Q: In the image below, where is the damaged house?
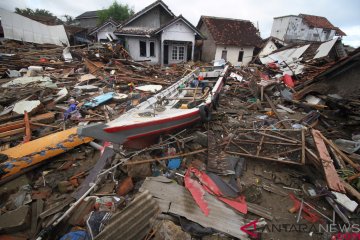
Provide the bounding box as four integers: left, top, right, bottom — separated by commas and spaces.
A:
197, 16, 262, 66
74, 10, 102, 31
88, 18, 119, 42
114, 0, 203, 65
270, 14, 346, 43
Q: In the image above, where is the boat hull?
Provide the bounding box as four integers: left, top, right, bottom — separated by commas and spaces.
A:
78, 109, 201, 147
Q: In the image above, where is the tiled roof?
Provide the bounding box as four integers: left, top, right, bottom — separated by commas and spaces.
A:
75, 10, 101, 19
198, 16, 262, 47
116, 27, 157, 36
299, 14, 346, 36
88, 18, 119, 36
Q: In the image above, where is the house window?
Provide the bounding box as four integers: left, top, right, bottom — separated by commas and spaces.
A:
178, 46, 185, 60
238, 51, 244, 62
172, 46, 178, 60
221, 50, 227, 61
139, 41, 147, 57
150, 42, 155, 57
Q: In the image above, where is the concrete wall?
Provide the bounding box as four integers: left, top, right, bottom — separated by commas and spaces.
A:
271, 16, 297, 41
271, 16, 336, 42
259, 40, 278, 57
127, 6, 162, 29
199, 23, 216, 62
214, 45, 254, 66
125, 36, 160, 63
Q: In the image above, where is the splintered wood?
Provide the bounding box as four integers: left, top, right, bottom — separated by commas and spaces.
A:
226, 129, 305, 165
311, 129, 346, 193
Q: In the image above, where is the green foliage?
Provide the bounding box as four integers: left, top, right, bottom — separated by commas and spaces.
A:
98, 1, 134, 24
63, 15, 75, 25
15, 7, 54, 17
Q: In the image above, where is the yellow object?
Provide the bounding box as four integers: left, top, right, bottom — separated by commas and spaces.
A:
179, 104, 189, 109
0, 128, 92, 182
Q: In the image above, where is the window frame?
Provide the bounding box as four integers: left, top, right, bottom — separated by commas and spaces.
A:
238, 50, 244, 62
139, 40, 147, 57
149, 41, 155, 57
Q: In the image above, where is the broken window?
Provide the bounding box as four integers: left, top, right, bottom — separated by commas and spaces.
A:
178, 46, 185, 60
221, 50, 227, 61
172, 46, 178, 60
140, 41, 147, 57
238, 51, 244, 62
150, 42, 155, 57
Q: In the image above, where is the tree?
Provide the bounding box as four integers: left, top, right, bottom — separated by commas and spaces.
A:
63, 15, 75, 25
15, 7, 54, 18
14, 7, 65, 25
98, 1, 134, 24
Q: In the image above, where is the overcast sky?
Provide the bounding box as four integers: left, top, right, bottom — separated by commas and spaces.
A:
1, 0, 359, 47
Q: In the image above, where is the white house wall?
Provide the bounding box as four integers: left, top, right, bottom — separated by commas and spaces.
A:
0, 8, 69, 46
214, 45, 254, 66
160, 21, 196, 64
125, 37, 160, 63
271, 15, 337, 42
161, 21, 195, 43
259, 41, 278, 57
271, 16, 293, 41
97, 25, 118, 41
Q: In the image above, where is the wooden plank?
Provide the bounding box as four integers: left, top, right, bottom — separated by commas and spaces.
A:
264, 93, 291, 128
124, 149, 207, 165
24, 111, 31, 143
226, 151, 303, 165
311, 129, 345, 193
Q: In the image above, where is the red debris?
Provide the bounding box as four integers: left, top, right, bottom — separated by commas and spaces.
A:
184, 169, 209, 216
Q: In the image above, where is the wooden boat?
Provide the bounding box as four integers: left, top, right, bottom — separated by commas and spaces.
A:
78, 65, 229, 147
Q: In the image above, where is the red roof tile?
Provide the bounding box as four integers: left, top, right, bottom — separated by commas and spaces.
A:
199, 16, 262, 47
300, 14, 346, 36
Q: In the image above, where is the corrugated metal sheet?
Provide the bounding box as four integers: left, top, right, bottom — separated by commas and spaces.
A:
0, 8, 69, 46
95, 190, 159, 240
313, 38, 338, 59
140, 176, 249, 239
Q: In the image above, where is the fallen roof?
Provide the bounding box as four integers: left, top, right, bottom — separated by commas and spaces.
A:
95, 190, 159, 240
198, 16, 262, 47
140, 176, 249, 239
0, 9, 69, 46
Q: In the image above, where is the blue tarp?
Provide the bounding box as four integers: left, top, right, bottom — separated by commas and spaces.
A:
84, 92, 114, 108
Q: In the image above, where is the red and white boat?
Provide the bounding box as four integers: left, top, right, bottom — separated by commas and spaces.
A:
78, 65, 228, 147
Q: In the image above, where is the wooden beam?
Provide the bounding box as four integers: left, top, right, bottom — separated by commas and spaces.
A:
124, 149, 207, 165
226, 151, 303, 165
264, 93, 292, 128
311, 129, 345, 193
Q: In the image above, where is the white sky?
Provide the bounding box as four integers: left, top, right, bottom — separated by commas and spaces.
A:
1, 0, 359, 47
